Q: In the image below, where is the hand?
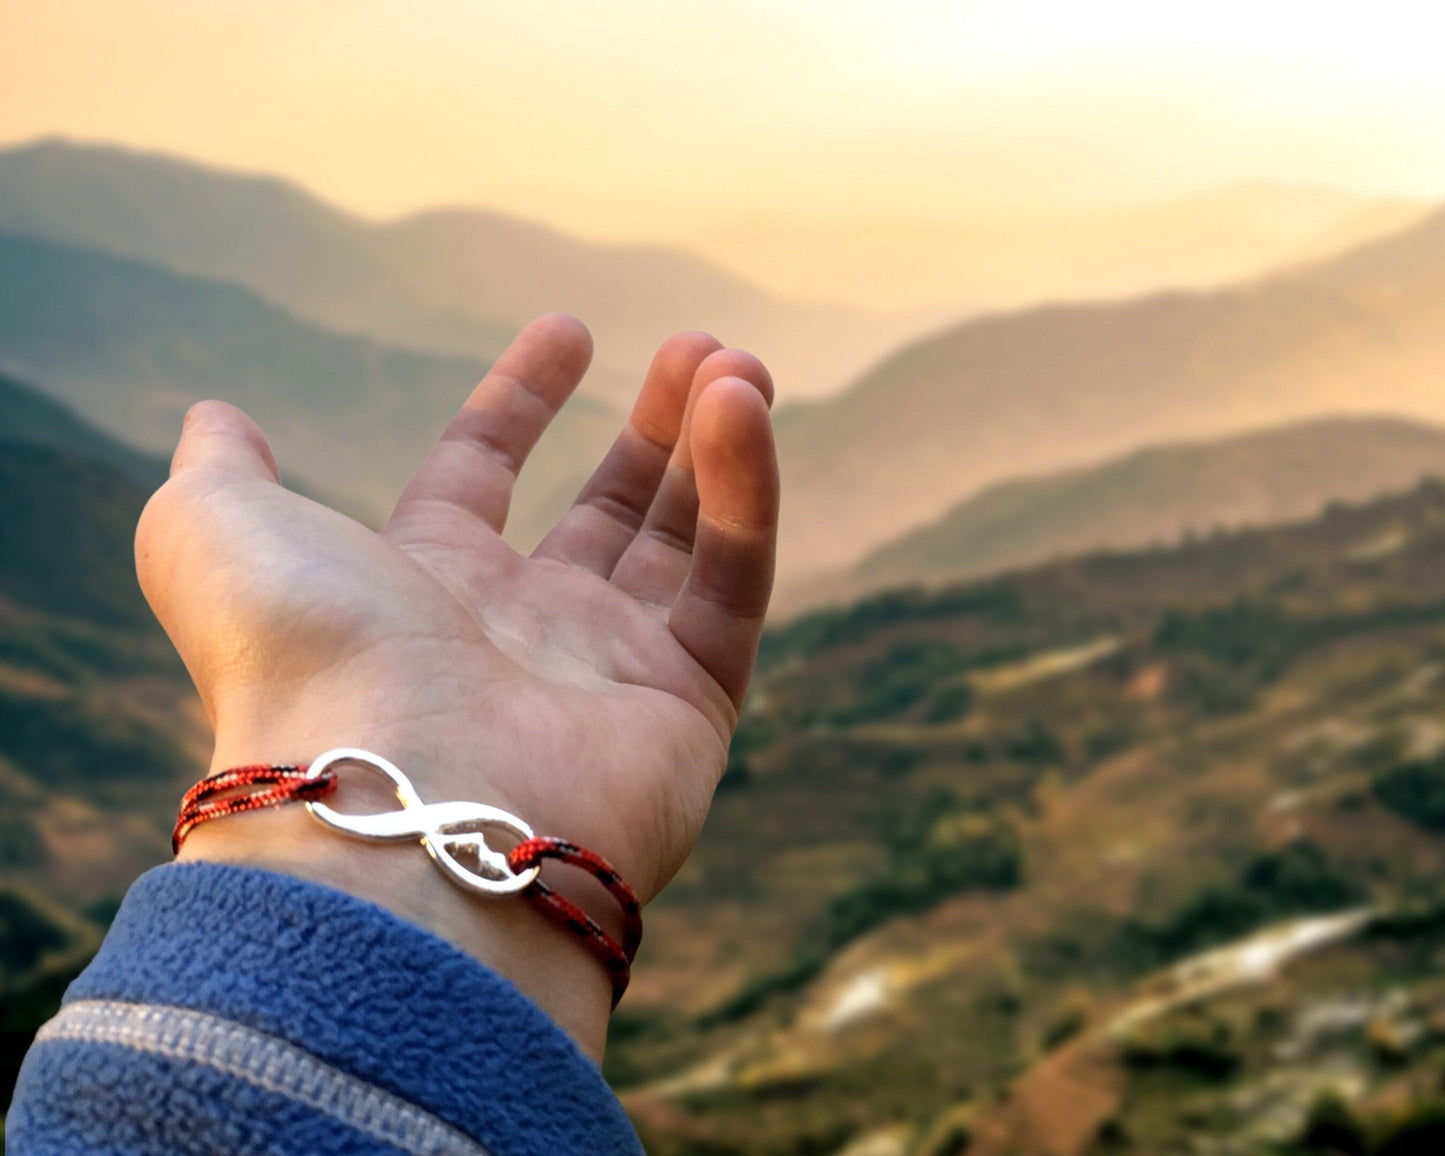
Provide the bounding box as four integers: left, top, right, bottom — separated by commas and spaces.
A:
134, 315, 779, 1058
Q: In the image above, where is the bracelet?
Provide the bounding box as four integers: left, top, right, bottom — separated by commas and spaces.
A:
172, 748, 643, 1007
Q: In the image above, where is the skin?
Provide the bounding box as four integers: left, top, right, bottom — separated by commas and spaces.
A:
136, 314, 780, 1061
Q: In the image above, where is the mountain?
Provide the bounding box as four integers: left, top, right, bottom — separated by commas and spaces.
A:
6, 371, 1445, 1147
0, 376, 199, 873
613, 478, 1445, 1154
0, 139, 919, 402
0, 385, 210, 1107
0, 140, 510, 368
686, 183, 1431, 313
784, 416, 1445, 613
0, 229, 621, 543
772, 203, 1445, 580
0, 370, 166, 492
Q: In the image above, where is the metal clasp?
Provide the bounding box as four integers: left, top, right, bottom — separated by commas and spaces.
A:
303, 748, 540, 896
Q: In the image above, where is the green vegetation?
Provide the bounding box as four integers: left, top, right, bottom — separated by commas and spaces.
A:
1296, 1092, 1369, 1155
1292, 1094, 1445, 1156
822, 810, 1022, 952
759, 581, 1024, 668
1119, 1009, 1243, 1079
619, 482, 1445, 1151
0, 686, 191, 788
1154, 597, 1322, 714
0, 814, 44, 869
1124, 841, 1362, 967
822, 641, 967, 726
701, 794, 1023, 1028
1373, 754, 1445, 831
0, 387, 205, 1111
0, 889, 97, 1110
0, 446, 154, 629
0, 893, 71, 974
10, 367, 1445, 1147
1375, 1101, 1445, 1156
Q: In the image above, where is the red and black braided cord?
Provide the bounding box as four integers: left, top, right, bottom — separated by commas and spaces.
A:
507, 836, 644, 1008
172, 764, 336, 853
172, 766, 642, 1005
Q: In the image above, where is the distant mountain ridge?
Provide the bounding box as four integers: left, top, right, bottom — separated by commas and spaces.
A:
772, 202, 1445, 578
9, 138, 1445, 584
0, 229, 620, 541
688, 183, 1431, 313
0, 138, 917, 402
783, 416, 1445, 613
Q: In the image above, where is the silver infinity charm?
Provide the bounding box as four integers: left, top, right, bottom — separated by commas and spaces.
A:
303, 748, 540, 896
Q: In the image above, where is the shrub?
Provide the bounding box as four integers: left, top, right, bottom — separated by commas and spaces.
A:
925, 683, 973, 724
822, 813, 1022, 952
1375, 1099, 1445, 1156
1373, 756, 1445, 831
0, 891, 72, 973
1119, 1011, 1241, 1079
699, 804, 1024, 1027
1296, 1091, 1367, 1155
1125, 841, 1361, 966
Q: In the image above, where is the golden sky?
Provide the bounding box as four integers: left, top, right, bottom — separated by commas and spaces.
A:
5, 0, 1445, 302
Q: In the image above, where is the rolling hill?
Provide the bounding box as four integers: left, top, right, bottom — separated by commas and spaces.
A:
784, 416, 1445, 613
0, 377, 198, 882
0, 380, 209, 1108
613, 479, 1445, 1154
0, 138, 916, 403
0, 230, 622, 544
12, 139, 1445, 588
4, 369, 1445, 1151
772, 202, 1445, 580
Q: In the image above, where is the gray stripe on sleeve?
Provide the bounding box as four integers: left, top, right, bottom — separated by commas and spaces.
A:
34, 999, 491, 1156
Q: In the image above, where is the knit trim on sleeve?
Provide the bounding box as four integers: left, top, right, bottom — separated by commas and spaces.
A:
34, 1000, 491, 1156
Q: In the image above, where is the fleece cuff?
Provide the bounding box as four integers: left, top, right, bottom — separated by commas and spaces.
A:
29, 860, 641, 1156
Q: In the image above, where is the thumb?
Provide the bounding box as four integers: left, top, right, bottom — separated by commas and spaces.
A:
169, 400, 282, 483
136, 403, 283, 711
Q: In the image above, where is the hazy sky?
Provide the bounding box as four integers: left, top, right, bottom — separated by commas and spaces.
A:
6, 0, 1445, 241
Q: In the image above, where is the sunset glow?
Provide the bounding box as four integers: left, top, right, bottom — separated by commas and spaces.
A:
5, 0, 1445, 307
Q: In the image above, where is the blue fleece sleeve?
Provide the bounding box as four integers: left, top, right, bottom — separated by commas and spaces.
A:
7, 861, 643, 1155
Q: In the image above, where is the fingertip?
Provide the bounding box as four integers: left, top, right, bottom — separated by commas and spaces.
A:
627, 331, 726, 447
171, 400, 281, 483
691, 377, 779, 527
693, 348, 775, 408
182, 398, 245, 429
693, 375, 774, 447
653, 331, 725, 381
524, 312, 595, 373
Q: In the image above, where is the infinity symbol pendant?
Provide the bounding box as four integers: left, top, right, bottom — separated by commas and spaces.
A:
303, 748, 540, 896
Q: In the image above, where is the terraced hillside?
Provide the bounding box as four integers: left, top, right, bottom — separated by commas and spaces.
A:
617, 481, 1445, 1155
4, 374, 1444, 1152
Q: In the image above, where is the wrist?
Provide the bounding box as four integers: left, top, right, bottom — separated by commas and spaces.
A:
176, 738, 619, 1060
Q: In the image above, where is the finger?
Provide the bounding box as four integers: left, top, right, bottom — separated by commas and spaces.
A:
610, 349, 773, 605
531, 331, 722, 574
169, 400, 282, 484
387, 313, 593, 534
668, 377, 779, 708
137, 402, 282, 691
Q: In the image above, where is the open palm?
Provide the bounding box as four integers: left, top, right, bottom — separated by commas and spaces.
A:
136, 316, 778, 1041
